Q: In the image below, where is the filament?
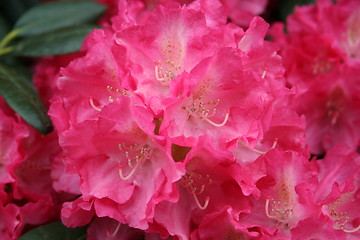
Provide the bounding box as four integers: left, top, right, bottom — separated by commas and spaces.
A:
192, 191, 210, 210
342, 225, 360, 233
265, 199, 277, 219
107, 222, 121, 238
204, 109, 230, 127
333, 224, 360, 233
155, 63, 165, 82
118, 158, 142, 180
238, 138, 278, 155
261, 67, 268, 79
89, 97, 102, 111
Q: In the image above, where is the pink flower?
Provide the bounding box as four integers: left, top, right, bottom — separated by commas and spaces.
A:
314, 145, 360, 236
114, 2, 225, 114
33, 53, 84, 108
190, 207, 258, 240
236, 149, 319, 238
86, 217, 172, 240
0, 190, 21, 240
160, 16, 286, 147
59, 96, 184, 229
0, 98, 28, 185
271, 0, 360, 154
294, 67, 360, 154
150, 137, 251, 239
49, 28, 131, 133
87, 217, 143, 240
291, 216, 347, 240
220, 0, 268, 27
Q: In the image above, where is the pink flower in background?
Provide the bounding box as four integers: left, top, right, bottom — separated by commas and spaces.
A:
294, 67, 360, 154
0, 98, 28, 185
221, 0, 268, 27
0, 190, 20, 240
271, 0, 360, 155
314, 145, 360, 235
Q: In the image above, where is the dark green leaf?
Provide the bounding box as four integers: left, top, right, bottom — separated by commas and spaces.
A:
14, 0, 106, 36
21, 0, 41, 9
279, 0, 316, 21
0, 14, 11, 39
12, 25, 98, 56
19, 221, 86, 240
0, 63, 52, 134
0, 0, 27, 27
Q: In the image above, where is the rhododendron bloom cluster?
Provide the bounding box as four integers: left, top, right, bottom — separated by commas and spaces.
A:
2, 0, 360, 239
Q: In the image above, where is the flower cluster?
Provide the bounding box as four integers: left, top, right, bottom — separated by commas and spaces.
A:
1, 0, 360, 239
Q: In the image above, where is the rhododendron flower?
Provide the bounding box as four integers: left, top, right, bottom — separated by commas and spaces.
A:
0, 98, 28, 185
271, 0, 360, 154
41, 0, 357, 239
237, 149, 319, 238
0, 190, 21, 240
221, 0, 268, 27
149, 137, 252, 239
58, 96, 184, 229
114, 2, 229, 114
314, 145, 360, 235
190, 207, 258, 240
160, 17, 285, 147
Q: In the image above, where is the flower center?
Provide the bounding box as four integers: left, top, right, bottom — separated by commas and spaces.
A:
326, 86, 346, 125
346, 9, 360, 58
326, 193, 360, 233
265, 182, 295, 227
155, 36, 184, 85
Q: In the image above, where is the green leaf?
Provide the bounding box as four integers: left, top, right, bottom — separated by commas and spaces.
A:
0, 14, 11, 40
0, 63, 52, 134
14, 0, 106, 36
12, 25, 97, 57
0, 0, 27, 26
19, 222, 86, 240
279, 0, 316, 21
21, 0, 41, 9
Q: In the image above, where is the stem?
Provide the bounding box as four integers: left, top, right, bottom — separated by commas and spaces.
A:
0, 47, 14, 56
0, 29, 19, 49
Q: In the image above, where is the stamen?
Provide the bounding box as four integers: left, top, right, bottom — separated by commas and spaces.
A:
262, 67, 268, 79
341, 224, 360, 233
238, 138, 278, 155
271, 138, 278, 149
107, 222, 121, 238
192, 191, 210, 210
265, 199, 277, 219
155, 66, 165, 81
89, 96, 102, 111
204, 109, 230, 127
118, 158, 142, 180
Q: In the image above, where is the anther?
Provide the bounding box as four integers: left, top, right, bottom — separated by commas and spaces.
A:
107, 85, 114, 92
